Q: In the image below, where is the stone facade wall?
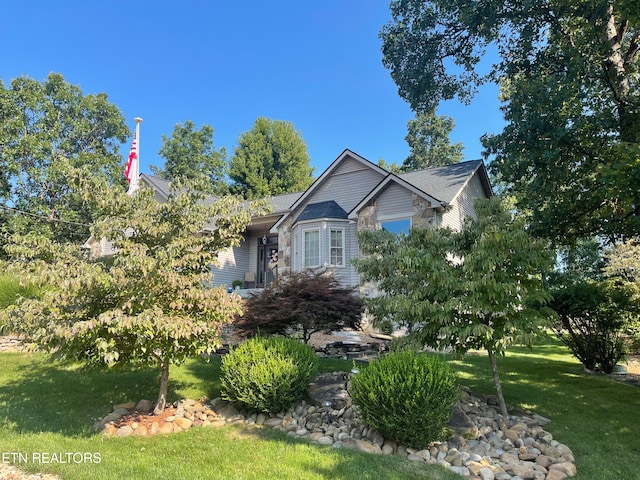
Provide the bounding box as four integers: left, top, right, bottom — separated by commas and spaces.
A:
357, 202, 377, 233
356, 202, 378, 296
412, 194, 435, 228
277, 216, 293, 274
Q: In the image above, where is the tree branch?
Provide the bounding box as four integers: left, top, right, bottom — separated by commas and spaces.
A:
623, 30, 640, 67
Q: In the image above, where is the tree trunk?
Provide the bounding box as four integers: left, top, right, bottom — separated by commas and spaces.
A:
599, 4, 639, 144
154, 360, 170, 414
487, 349, 509, 429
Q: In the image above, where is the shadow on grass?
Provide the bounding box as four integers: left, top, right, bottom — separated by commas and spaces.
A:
0, 353, 191, 437
199, 422, 461, 480
183, 357, 222, 399
447, 342, 640, 479
448, 345, 617, 409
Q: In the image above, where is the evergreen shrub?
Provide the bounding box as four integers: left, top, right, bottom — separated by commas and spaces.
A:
220, 336, 318, 414
349, 350, 458, 448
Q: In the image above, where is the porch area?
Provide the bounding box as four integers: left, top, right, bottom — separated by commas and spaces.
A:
211, 218, 280, 291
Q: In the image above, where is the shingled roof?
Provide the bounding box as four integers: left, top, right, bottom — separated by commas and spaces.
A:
294, 200, 348, 223
397, 160, 488, 204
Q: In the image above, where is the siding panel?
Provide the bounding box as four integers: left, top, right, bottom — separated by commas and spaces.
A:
440, 172, 486, 231
376, 183, 414, 219
330, 222, 360, 288
210, 238, 250, 287
295, 158, 385, 216
457, 171, 485, 220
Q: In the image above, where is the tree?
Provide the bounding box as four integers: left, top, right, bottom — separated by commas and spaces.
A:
229, 117, 314, 199
548, 279, 637, 373
551, 238, 606, 284
604, 239, 640, 351
380, 1, 640, 241
234, 270, 364, 345
377, 158, 403, 173
2, 180, 268, 413
402, 110, 464, 171
604, 239, 640, 295
0, 73, 129, 243
151, 120, 228, 194
546, 237, 640, 372
354, 197, 555, 419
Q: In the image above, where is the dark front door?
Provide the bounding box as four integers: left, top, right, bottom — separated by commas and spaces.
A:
257, 238, 278, 287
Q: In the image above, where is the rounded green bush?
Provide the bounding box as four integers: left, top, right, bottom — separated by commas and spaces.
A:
349, 350, 458, 448
220, 336, 319, 414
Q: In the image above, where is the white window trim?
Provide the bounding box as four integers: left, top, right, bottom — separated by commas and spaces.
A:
302, 228, 321, 268
377, 212, 414, 222
329, 227, 346, 268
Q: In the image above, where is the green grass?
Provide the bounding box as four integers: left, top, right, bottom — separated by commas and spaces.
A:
1, 341, 638, 479
448, 339, 640, 480
0, 352, 459, 480
0, 273, 40, 310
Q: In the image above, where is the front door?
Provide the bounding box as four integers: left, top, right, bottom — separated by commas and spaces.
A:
257, 237, 278, 287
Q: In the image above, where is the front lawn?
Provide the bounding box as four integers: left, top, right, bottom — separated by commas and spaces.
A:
0, 340, 638, 479
0, 352, 456, 480
448, 340, 640, 479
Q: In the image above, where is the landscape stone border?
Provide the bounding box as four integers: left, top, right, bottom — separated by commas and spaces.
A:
95, 373, 576, 480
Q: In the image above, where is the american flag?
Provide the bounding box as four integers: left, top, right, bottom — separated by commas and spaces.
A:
125, 132, 137, 183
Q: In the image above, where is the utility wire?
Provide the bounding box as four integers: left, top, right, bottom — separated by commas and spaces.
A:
0, 204, 92, 227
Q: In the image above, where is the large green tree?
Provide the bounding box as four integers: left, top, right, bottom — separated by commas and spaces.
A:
380, 0, 640, 242
3, 180, 267, 413
402, 110, 464, 171
354, 198, 555, 419
229, 117, 314, 199
151, 120, 228, 194
547, 238, 640, 373
604, 239, 640, 296
0, 73, 129, 243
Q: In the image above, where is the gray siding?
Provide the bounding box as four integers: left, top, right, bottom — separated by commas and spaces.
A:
101, 239, 117, 256
376, 183, 414, 220
210, 238, 250, 287
334, 222, 360, 288
295, 157, 385, 215
440, 203, 464, 231
440, 172, 485, 231
457, 171, 485, 220
322, 221, 359, 288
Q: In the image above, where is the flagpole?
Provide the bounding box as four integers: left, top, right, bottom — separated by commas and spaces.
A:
127, 117, 143, 195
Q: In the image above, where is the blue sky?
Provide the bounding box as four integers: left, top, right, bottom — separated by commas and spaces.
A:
1, 1, 505, 177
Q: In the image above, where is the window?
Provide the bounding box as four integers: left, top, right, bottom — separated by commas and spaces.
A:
329, 228, 345, 266
381, 218, 411, 235
303, 229, 320, 267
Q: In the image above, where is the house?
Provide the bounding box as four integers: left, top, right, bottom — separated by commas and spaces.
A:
87, 149, 492, 291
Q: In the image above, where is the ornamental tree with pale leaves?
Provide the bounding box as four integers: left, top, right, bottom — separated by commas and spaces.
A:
3, 179, 268, 413
354, 197, 555, 420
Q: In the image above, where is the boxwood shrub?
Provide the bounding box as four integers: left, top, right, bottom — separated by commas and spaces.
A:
220, 336, 318, 414
349, 350, 458, 448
